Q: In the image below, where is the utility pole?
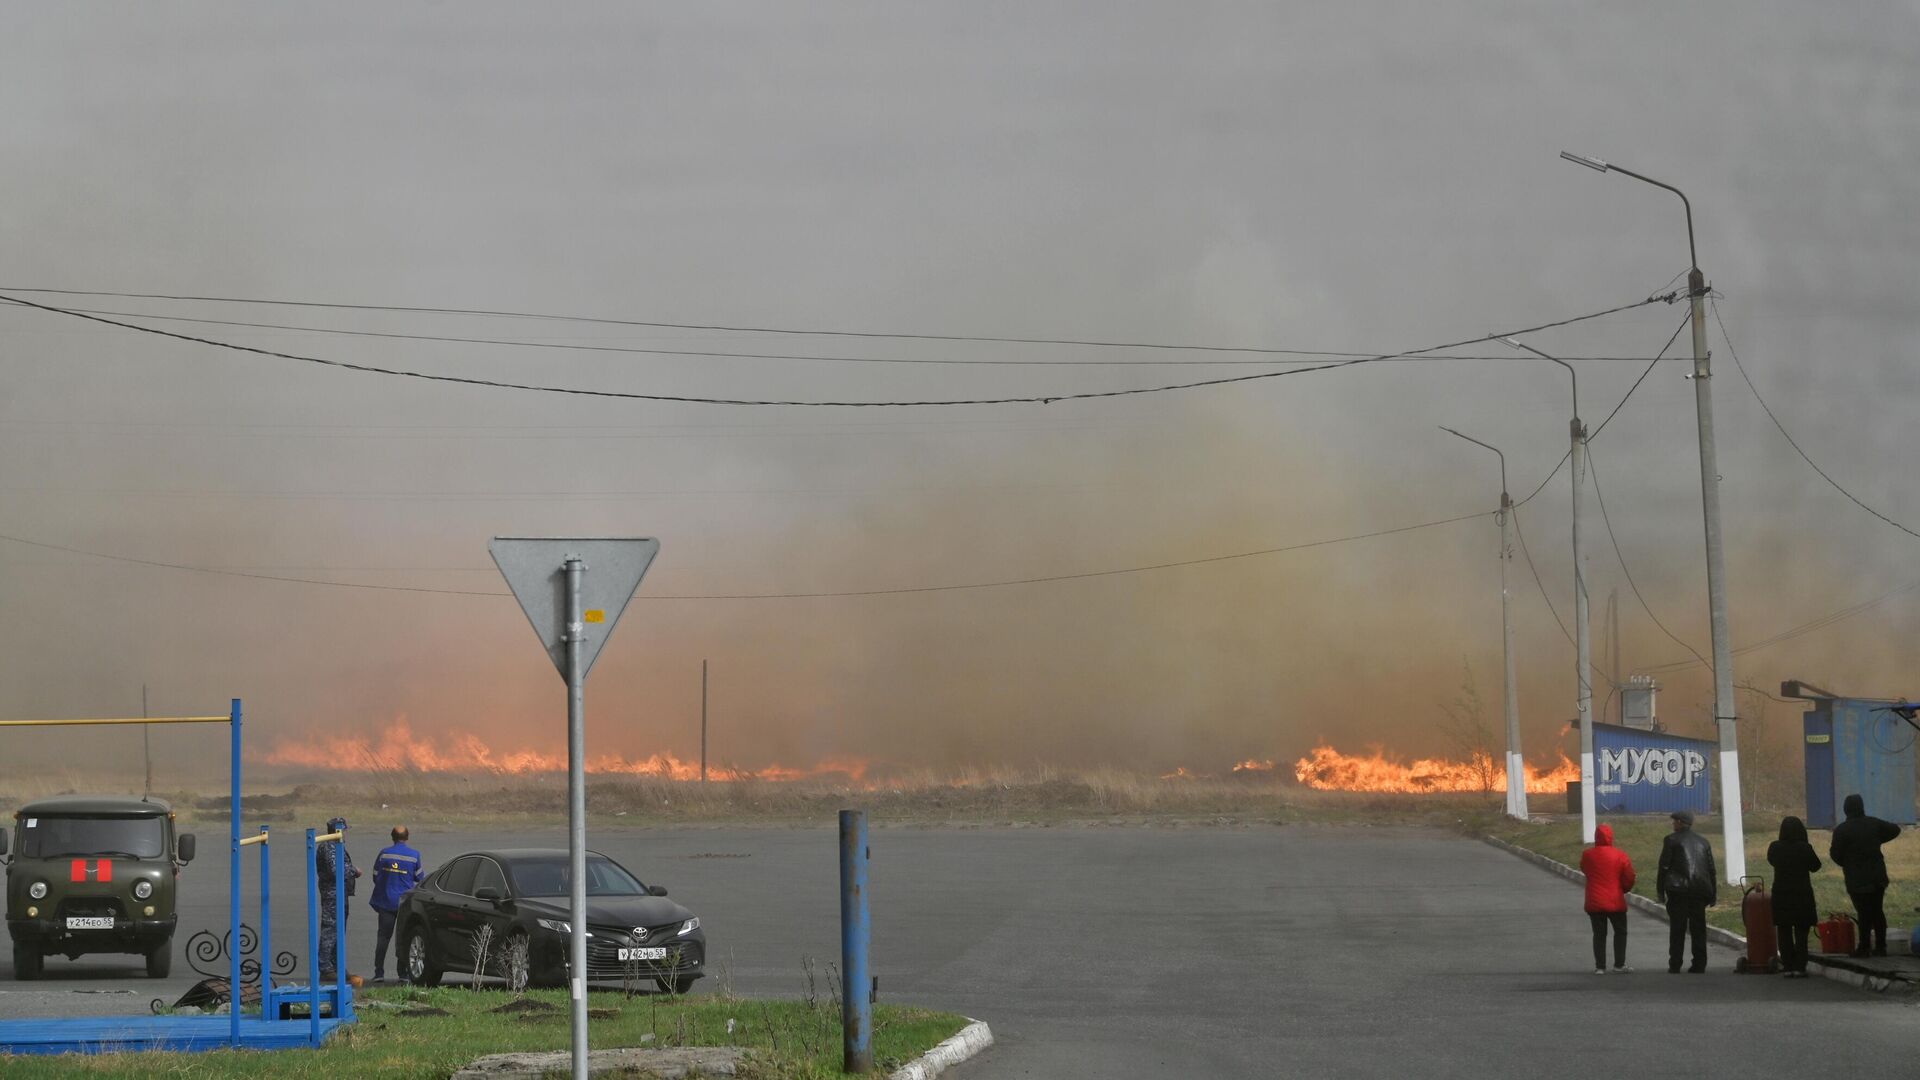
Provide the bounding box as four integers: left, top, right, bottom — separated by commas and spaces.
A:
1560, 151, 1745, 884
700, 659, 708, 785
142, 684, 152, 799
1442, 427, 1526, 819
1499, 337, 1592, 840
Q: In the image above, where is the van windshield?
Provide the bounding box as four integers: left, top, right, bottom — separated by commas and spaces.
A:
19, 816, 167, 859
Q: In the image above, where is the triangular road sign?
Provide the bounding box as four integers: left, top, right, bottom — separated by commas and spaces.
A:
490, 537, 659, 680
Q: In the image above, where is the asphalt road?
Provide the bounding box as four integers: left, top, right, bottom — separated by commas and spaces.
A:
4, 823, 1918, 1077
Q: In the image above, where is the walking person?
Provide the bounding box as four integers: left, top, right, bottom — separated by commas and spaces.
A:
370, 825, 426, 984
1580, 822, 1636, 974
1657, 809, 1717, 974
1767, 816, 1822, 978
1829, 793, 1902, 957
315, 816, 362, 982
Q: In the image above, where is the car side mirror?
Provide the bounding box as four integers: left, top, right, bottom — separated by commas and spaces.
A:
176, 834, 196, 864
474, 885, 504, 903
648, 884, 668, 897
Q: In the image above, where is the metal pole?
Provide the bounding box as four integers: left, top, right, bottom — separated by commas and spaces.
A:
1689, 267, 1745, 882
565, 556, 589, 1080
258, 826, 271, 1017
230, 698, 242, 1046
700, 659, 708, 785
1571, 416, 1595, 842
1499, 492, 1527, 819
840, 809, 872, 1073
142, 684, 152, 800
306, 828, 320, 1047
334, 833, 347, 1014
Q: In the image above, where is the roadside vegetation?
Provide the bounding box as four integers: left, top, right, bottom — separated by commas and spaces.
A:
1481, 811, 1920, 936
0, 984, 968, 1079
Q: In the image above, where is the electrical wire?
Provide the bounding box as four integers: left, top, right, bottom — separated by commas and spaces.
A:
1714, 299, 1920, 541
1509, 504, 1574, 646
0, 292, 1676, 408
0, 509, 1491, 600
0, 284, 1683, 359
1584, 446, 1712, 668
25, 306, 1669, 368
1640, 578, 1920, 673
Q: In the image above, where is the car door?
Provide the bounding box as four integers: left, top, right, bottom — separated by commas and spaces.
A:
466, 857, 516, 970
429, 856, 479, 961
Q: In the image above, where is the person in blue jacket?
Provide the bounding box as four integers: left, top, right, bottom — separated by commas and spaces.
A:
369, 825, 426, 983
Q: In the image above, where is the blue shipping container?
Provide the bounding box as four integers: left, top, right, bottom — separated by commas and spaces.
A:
1802, 698, 1917, 829
1591, 722, 1714, 816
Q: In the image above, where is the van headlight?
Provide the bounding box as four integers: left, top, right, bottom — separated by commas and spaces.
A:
28, 881, 47, 900
678, 917, 700, 936
133, 880, 154, 900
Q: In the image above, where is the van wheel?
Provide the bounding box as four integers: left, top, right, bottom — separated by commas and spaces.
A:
13, 943, 42, 981
402, 924, 441, 987
146, 942, 172, 978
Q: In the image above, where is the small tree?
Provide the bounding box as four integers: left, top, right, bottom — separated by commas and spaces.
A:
1437, 659, 1500, 798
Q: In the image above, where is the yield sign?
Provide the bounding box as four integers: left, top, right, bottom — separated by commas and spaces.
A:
490, 537, 659, 680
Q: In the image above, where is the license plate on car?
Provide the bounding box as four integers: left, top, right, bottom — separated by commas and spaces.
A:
618, 947, 668, 961
66, 917, 114, 930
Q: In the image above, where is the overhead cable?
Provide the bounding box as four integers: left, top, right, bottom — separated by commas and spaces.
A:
1584, 446, 1712, 668
0, 292, 1676, 408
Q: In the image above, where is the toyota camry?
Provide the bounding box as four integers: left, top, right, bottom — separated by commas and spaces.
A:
393, 848, 704, 993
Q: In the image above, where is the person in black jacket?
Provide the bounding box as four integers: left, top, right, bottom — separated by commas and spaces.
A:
1829, 793, 1902, 957
1657, 809, 1717, 974
1767, 815, 1822, 977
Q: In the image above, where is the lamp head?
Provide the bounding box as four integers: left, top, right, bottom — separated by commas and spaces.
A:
1559, 150, 1609, 173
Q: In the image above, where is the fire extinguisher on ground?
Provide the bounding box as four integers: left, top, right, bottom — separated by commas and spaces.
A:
1735, 876, 1780, 974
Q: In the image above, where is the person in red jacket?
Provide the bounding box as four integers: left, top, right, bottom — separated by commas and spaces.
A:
1580, 823, 1637, 974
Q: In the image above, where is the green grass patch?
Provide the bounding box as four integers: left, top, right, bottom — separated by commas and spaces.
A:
0, 986, 969, 1079
1480, 810, 1920, 935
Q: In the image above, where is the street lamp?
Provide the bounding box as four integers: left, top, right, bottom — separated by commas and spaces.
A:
1497, 337, 1594, 841
1560, 150, 1744, 884
1441, 425, 1527, 820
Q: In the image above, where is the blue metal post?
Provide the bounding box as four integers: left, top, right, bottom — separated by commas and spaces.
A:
229, 699, 242, 1047
306, 828, 320, 1046
334, 832, 349, 1018
839, 809, 871, 1074
258, 826, 271, 1014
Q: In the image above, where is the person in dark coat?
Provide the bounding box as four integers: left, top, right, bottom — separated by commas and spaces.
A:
1657, 809, 1717, 974
1829, 793, 1902, 957
1580, 823, 1637, 974
1767, 815, 1821, 977
315, 816, 362, 981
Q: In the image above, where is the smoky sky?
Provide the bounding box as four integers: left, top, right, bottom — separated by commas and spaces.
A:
0, 2, 1916, 781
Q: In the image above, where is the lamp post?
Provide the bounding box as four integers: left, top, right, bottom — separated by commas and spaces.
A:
1560, 150, 1744, 883
1499, 337, 1594, 841
1441, 426, 1527, 820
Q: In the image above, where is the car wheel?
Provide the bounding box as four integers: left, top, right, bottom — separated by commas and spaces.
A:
13, 943, 43, 981
402, 923, 441, 988
655, 974, 697, 995
146, 941, 172, 979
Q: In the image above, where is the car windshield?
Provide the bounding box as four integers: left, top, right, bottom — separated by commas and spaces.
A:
19, 815, 166, 859
508, 855, 646, 897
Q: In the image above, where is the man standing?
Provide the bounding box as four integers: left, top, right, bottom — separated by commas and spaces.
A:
370, 825, 426, 983
1656, 809, 1717, 974
315, 816, 361, 982
1829, 793, 1902, 957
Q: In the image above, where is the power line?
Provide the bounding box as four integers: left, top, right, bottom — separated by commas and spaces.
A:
1642, 578, 1920, 674
1714, 299, 1920, 541
0, 509, 1490, 600
1584, 446, 1711, 668
0, 292, 1676, 408
1509, 504, 1573, 646
0, 284, 1684, 359
24, 306, 1672, 368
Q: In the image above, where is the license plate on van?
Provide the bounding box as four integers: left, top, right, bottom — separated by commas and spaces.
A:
618, 947, 667, 961
66, 917, 115, 930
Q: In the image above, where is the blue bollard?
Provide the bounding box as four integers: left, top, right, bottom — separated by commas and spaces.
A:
257, 826, 271, 1015
334, 831, 350, 1018
306, 828, 320, 1046
839, 809, 871, 1073
229, 699, 242, 1047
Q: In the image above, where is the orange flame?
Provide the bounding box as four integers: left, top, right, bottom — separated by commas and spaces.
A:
1290, 744, 1580, 794
255, 717, 870, 783
1230, 759, 1278, 773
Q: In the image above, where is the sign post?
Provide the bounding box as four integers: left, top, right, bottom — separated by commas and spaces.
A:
491, 537, 659, 1080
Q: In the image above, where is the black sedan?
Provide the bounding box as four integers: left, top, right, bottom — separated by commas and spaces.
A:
394, 848, 705, 993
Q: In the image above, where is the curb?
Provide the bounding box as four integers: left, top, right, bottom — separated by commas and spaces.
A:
1479, 833, 1918, 992
891, 1019, 994, 1080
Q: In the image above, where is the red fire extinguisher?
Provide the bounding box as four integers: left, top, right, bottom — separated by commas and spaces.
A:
1816, 912, 1857, 955
1735, 876, 1779, 974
